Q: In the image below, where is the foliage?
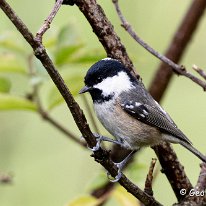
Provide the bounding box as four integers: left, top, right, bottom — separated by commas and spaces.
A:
0, 24, 104, 112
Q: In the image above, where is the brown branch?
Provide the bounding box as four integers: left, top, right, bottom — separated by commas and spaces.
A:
187, 162, 206, 204
35, 0, 64, 43
112, 0, 206, 91
0, 1, 162, 205
149, 0, 206, 102
196, 163, 206, 194
39, 109, 85, 146
112, 0, 206, 202
148, 0, 206, 202
75, 0, 206, 203
152, 143, 193, 201
144, 158, 157, 197
70, 0, 138, 78
27, 54, 84, 146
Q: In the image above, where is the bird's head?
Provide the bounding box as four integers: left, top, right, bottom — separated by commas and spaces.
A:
79, 58, 137, 103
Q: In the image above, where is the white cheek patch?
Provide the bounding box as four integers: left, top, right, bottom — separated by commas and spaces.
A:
94, 71, 134, 97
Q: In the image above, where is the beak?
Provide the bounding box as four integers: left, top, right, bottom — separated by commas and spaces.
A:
79, 85, 91, 94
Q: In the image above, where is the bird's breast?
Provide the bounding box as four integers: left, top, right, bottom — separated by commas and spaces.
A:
94, 100, 162, 149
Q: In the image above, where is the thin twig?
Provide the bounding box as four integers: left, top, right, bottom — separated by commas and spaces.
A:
35, 0, 64, 43
193, 65, 206, 81
0, 1, 162, 205
149, 0, 206, 102
144, 158, 157, 197
35, 89, 84, 146
81, 95, 99, 134
112, 0, 206, 91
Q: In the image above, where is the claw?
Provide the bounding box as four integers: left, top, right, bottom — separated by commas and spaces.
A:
106, 150, 138, 182
90, 134, 103, 152
107, 170, 122, 182
107, 162, 124, 182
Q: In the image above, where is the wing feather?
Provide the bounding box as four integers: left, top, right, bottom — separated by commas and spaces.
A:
121, 100, 192, 145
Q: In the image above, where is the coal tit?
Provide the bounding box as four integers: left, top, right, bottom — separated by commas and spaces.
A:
79, 58, 206, 181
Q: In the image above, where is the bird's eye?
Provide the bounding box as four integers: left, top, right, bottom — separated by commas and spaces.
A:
97, 77, 102, 82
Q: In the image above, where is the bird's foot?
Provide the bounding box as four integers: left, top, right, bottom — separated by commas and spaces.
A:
107, 161, 124, 182
90, 133, 104, 152
106, 150, 137, 182
90, 133, 122, 152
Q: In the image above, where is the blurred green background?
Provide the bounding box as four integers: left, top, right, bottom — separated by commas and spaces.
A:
0, 0, 206, 205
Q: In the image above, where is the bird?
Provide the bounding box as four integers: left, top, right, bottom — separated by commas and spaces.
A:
79, 58, 206, 182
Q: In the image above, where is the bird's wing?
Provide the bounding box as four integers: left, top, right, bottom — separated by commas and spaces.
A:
121, 100, 192, 145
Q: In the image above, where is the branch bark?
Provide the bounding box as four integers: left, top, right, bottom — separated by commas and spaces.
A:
112, 0, 206, 202
149, 0, 206, 101
0, 1, 162, 205
112, 0, 206, 91
149, 0, 206, 202
69, 0, 138, 78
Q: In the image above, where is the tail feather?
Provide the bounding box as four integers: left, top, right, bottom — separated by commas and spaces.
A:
180, 141, 206, 163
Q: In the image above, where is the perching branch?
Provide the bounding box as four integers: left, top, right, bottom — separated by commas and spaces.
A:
0, 1, 162, 205
112, 0, 206, 203
148, 0, 206, 202
112, 0, 206, 91
66, 0, 206, 203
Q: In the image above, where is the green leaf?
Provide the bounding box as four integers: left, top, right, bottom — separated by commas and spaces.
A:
54, 24, 85, 66
113, 186, 141, 206
46, 70, 84, 110
127, 162, 146, 183
67, 195, 102, 206
0, 53, 27, 73
0, 34, 26, 54
0, 77, 11, 93
55, 44, 83, 66
68, 49, 105, 64
57, 24, 80, 47
86, 172, 108, 191
0, 93, 37, 111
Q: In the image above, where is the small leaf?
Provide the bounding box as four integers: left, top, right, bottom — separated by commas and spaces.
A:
0, 53, 27, 73
0, 93, 37, 111
46, 70, 84, 110
57, 24, 80, 47
55, 44, 83, 66
67, 195, 102, 206
86, 172, 108, 191
127, 162, 146, 183
68, 49, 105, 64
113, 186, 141, 206
44, 36, 57, 48
0, 77, 11, 93
0, 33, 26, 54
